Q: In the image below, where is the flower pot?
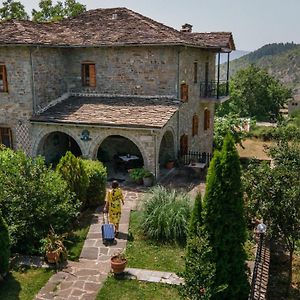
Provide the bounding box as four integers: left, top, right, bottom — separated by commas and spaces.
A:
46, 250, 60, 264
111, 256, 127, 274
166, 161, 174, 169
143, 176, 153, 187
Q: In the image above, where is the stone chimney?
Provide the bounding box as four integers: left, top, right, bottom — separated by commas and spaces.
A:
181, 23, 193, 33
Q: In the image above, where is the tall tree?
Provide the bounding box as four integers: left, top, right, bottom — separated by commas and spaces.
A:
0, 210, 10, 278
203, 134, 249, 299
32, 0, 85, 22
188, 191, 203, 237
0, 0, 28, 21
217, 64, 291, 121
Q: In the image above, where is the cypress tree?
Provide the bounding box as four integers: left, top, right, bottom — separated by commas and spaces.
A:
203, 134, 249, 299
0, 210, 10, 277
188, 191, 203, 237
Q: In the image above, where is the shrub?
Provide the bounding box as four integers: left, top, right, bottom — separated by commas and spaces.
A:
0, 210, 10, 277
188, 191, 203, 237
0, 148, 79, 254
141, 186, 191, 244
128, 168, 145, 182
56, 151, 89, 209
82, 159, 107, 208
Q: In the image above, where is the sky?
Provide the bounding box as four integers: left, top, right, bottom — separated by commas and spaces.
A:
20, 0, 300, 51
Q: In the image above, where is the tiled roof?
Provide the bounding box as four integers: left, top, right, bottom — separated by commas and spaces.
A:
0, 7, 235, 50
30, 96, 180, 129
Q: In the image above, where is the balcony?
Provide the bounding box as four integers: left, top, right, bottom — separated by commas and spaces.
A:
199, 80, 229, 102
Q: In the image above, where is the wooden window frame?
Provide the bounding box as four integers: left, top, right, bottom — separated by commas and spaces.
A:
0, 65, 8, 93
204, 109, 211, 131
81, 63, 96, 87
193, 61, 198, 83
0, 127, 13, 148
180, 83, 189, 102
180, 134, 188, 155
192, 115, 199, 136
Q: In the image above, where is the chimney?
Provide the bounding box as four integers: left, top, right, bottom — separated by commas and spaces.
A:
181, 23, 193, 33
112, 13, 118, 20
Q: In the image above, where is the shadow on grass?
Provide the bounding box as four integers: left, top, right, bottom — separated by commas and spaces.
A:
0, 270, 21, 300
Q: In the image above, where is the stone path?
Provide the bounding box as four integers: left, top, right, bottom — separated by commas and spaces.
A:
35, 188, 143, 300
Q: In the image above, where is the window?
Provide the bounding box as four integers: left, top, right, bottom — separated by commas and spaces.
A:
192, 115, 199, 136
81, 63, 96, 87
180, 134, 188, 155
204, 109, 210, 130
0, 65, 8, 93
180, 83, 188, 102
0, 127, 13, 148
193, 61, 198, 83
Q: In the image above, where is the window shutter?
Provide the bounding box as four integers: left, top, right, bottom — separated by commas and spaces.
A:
204, 109, 210, 130
0, 127, 13, 149
81, 64, 86, 86
192, 115, 199, 136
180, 134, 188, 155
89, 64, 96, 87
0, 65, 8, 92
180, 83, 188, 102
193, 62, 198, 83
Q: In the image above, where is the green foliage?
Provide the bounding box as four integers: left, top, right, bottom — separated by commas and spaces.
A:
32, 0, 85, 22
214, 113, 248, 150
129, 168, 146, 182
56, 151, 88, 209
81, 160, 107, 208
0, 0, 29, 21
0, 210, 10, 276
218, 64, 291, 121
203, 134, 249, 299
188, 191, 203, 237
247, 124, 276, 141
141, 186, 191, 244
0, 148, 79, 254
180, 232, 224, 300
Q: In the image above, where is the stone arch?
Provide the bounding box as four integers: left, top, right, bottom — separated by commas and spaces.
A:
33, 129, 83, 165
158, 129, 176, 168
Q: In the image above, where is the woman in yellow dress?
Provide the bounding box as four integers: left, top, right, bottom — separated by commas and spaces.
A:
104, 180, 124, 235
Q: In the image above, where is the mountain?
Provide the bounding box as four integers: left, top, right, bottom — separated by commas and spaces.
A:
221, 43, 300, 95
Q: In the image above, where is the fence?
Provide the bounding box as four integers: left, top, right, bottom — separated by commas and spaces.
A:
178, 151, 213, 166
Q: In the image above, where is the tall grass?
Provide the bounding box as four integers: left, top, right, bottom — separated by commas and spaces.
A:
141, 186, 191, 244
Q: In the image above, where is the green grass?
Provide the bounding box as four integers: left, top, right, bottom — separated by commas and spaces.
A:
0, 266, 54, 300
97, 276, 180, 300
125, 211, 185, 273
66, 209, 94, 261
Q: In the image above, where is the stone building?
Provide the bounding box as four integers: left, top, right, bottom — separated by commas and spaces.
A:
0, 8, 235, 177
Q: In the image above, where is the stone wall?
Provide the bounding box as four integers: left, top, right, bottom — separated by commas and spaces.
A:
64, 46, 178, 96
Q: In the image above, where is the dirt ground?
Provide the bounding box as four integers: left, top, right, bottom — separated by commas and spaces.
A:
237, 138, 273, 160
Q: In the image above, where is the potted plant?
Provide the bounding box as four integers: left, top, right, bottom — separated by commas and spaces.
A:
128, 168, 145, 185
111, 251, 127, 274
40, 227, 68, 265
165, 154, 175, 169
143, 170, 154, 187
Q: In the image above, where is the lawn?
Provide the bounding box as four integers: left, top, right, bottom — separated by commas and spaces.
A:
97, 276, 180, 300
0, 267, 54, 300
125, 211, 185, 273
66, 209, 95, 261
237, 138, 272, 160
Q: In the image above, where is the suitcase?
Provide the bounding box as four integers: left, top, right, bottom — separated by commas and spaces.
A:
101, 212, 115, 244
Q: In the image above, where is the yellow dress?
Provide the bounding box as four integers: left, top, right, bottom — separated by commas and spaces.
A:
107, 188, 124, 225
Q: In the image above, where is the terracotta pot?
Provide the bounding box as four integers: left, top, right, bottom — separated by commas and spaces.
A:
166, 161, 174, 169
111, 256, 127, 274
46, 250, 60, 264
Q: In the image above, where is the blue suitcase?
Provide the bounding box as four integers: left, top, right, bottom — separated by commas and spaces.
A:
102, 213, 115, 244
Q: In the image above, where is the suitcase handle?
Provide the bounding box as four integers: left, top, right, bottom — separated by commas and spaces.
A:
102, 211, 109, 224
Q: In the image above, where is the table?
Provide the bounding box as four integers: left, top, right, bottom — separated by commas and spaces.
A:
187, 162, 207, 179
119, 155, 139, 162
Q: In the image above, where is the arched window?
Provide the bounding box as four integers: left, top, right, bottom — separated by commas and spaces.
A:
180, 134, 188, 155
192, 115, 199, 136
180, 83, 188, 102
204, 109, 210, 130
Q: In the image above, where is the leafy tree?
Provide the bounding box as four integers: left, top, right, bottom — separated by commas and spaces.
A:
32, 0, 85, 22
0, 0, 28, 21
244, 136, 300, 295
56, 151, 89, 209
203, 134, 249, 299
217, 64, 291, 121
214, 113, 248, 150
0, 148, 79, 254
0, 210, 10, 278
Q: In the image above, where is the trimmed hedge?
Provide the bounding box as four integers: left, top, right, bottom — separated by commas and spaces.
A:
0, 210, 10, 277
82, 160, 107, 208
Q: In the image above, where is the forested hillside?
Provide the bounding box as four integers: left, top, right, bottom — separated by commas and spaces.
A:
221, 43, 300, 94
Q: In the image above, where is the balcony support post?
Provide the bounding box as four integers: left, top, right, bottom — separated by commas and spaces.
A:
226, 52, 230, 95
217, 52, 220, 99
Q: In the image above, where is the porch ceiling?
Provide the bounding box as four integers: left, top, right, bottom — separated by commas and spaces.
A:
31, 96, 180, 129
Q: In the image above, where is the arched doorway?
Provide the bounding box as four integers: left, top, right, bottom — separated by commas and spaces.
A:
37, 131, 82, 166
159, 131, 175, 169
97, 135, 144, 179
